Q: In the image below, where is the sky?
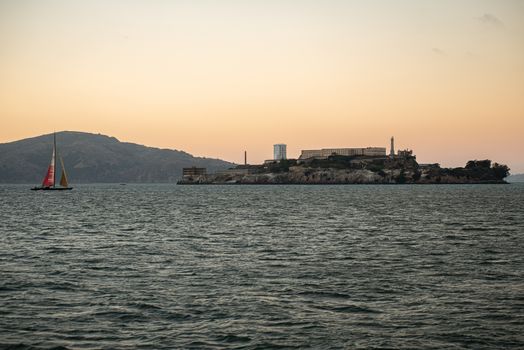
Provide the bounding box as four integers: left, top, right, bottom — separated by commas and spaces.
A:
1, 0, 523, 171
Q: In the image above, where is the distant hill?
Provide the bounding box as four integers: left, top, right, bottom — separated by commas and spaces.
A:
506, 173, 524, 183
0, 131, 235, 183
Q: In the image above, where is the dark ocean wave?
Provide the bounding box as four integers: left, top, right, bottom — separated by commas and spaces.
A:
0, 345, 70, 350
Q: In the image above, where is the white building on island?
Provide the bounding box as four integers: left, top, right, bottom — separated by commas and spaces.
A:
299, 147, 386, 160
273, 144, 287, 160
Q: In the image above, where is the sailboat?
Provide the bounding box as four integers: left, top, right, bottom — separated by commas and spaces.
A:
31, 133, 73, 191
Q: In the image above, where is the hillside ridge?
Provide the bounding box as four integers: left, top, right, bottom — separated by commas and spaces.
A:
0, 131, 234, 183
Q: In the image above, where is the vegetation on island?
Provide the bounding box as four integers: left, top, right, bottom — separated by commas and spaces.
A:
433, 160, 510, 183
179, 154, 511, 185
416, 160, 510, 184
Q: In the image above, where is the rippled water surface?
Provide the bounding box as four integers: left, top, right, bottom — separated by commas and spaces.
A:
1, 184, 523, 349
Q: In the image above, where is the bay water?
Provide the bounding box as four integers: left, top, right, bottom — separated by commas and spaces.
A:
1, 184, 523, 349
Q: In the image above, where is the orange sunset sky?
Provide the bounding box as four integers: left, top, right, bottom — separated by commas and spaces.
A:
1, 1, 523, 171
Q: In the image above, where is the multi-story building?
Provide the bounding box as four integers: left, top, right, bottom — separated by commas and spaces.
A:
182, 167, 207, 177
299, 147, 386, 160
273, 144, 287, 160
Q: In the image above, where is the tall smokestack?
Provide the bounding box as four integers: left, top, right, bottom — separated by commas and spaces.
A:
244, 151, 247, 165
390, 137, 395, 158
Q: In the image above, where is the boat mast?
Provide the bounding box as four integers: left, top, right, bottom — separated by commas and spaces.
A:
53, 132, 57, 188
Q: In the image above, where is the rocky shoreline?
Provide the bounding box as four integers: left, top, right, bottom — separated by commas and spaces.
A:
178, 158, 509, 185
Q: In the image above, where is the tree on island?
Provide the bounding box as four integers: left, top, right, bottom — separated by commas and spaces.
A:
466, 160, 492, 169
464, 159, 510, 181
492, 163, 510, 180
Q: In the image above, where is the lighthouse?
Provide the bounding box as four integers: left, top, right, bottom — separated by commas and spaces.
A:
390, 137, 395, 158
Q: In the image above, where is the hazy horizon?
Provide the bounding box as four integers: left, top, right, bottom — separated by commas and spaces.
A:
1, 1, 523, 171
2, 130, 523, 176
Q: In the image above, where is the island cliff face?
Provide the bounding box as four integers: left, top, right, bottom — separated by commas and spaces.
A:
178, 157, 510, 185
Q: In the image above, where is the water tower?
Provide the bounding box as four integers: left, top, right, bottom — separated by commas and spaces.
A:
273, 144, 287, 160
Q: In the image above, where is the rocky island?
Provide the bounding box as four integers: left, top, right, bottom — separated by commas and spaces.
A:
178, 139, 511, 185
178, 156, 510, 185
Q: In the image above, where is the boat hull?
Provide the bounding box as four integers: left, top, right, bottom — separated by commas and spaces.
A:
31, 187, 73, 191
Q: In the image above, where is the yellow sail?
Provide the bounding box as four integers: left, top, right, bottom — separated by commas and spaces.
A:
59, 156, 69, 187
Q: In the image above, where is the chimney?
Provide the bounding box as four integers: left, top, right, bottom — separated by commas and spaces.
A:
390, 137, 395, 158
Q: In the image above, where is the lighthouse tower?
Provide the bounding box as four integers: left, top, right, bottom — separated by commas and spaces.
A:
390, 137, 395, 158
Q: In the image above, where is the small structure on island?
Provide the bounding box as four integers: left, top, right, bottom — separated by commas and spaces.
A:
182, 167, 206, 177
397, 149, 414, 158
274, 144, 287, 161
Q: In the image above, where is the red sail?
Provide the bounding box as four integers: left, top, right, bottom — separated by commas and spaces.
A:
42, 165, 55, 187
41, 148, 55, 187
